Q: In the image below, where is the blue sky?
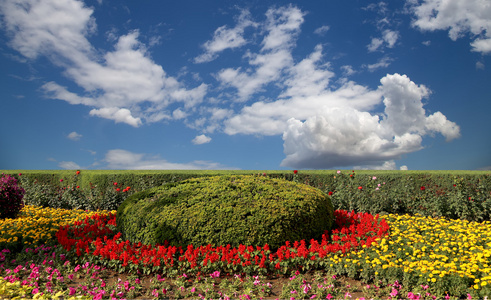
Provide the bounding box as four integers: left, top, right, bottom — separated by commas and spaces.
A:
0, 0, 490, 171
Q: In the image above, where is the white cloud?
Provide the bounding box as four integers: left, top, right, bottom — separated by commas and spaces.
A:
400, 165, 409, 170
314, 25, 330, 35
355, 160, 398, 170
224, 81, 383, 136
58, 161, 81, 170
383, 29, 399, 48
476, 61, 485, 70
367, 30, 399, 52
422, 40, 431, 46
216, 5, 305, 101
192, 134, 212, 145
409, 0, 491, 54
280, 44, 334, 98
340, 65, 356, 77
67, 131, 82, 141
424, 111, 461, 141
103, 149, 232, 170
365, 56, 393, 72
0, 0, 207, 126
367, 38, 384, 52
89, 107, 142, 127
278, 73, 460, 169
194, 9, 257, 63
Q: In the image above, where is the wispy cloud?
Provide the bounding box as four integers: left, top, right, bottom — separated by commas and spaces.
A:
364, 56, 393, 72
103, 149, 234, 170
0, 0, 207, 127
58, 161, 81, 170
408, 0, 491, 54
314, 25, 330, 35
194, 9, 257, 63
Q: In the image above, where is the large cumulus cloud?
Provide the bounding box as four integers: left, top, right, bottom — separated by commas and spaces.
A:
281, 74, 460, 169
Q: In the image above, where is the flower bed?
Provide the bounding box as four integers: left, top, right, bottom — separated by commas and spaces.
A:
2, 205, 491, 299
56, 210, 389, 276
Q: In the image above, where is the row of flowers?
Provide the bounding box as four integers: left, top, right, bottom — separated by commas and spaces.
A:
0, 206, 115, 251
56, 210, 390, 277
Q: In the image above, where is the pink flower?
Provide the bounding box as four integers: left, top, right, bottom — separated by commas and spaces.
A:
191, 287, 196, 293
467, 294, 472, 300
59, 179, 63, 182
326, 295, 333, 300
32, 288, 39, 295
69, 287, 76, 296
390, 288, 398, 297
210, 271, 220, 278
151, 289, 159, 297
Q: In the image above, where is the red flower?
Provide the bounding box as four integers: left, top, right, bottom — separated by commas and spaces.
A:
328, 191, 333, 196
76, 186, 80, 189
126, 186, 131, 190
293, 170, 298, 174
60, 179, 64, 182
113, 182, 118, 186
420, 186, 425, 191
76, 171, 80, 175
18, 173, 22, 176
358, 186, 362, 190
116, 188, 120, 192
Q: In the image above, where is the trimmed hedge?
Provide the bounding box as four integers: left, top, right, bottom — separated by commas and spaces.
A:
3, 170, 491, 221
116, 175, 334, 249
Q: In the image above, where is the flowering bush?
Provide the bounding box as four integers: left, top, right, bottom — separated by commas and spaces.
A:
0, 174, 25, 219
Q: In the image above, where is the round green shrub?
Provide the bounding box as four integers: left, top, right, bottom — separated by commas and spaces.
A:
116, 175, 334, 249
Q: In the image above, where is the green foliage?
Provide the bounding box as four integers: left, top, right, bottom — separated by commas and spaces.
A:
117, 175, 334, 249
0, 174, 25, 219
4, 169, 491, 221
326, 171, 491, 221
